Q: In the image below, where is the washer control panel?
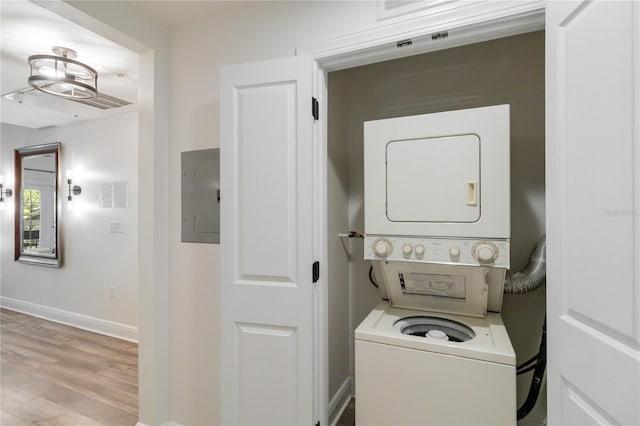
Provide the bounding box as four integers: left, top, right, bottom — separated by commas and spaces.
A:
364, 235, 509, 268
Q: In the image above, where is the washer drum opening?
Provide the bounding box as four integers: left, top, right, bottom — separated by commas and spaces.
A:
394, 316, 476, 342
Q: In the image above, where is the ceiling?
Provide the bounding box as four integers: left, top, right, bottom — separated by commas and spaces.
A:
0, 0, 139, 129
128, 1, 237, 29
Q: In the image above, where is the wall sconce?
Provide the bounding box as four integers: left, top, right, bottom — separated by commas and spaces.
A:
0, 175, 13, 208
66, 170, 82, 203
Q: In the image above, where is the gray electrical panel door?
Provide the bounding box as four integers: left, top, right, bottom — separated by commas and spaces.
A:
181, 148, 220, 243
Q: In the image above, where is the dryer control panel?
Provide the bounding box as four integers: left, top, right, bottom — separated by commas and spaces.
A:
364, 235, 510, 269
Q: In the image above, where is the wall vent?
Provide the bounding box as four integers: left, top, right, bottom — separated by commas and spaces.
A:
71, 92, 132, 110
3, 87, 132, 110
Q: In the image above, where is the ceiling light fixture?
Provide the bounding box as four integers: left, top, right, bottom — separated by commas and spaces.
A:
28, 46, 98, 100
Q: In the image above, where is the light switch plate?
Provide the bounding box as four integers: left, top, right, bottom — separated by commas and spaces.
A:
110, 222, 125, 233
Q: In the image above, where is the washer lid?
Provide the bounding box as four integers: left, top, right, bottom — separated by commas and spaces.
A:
378, 261, 489, 318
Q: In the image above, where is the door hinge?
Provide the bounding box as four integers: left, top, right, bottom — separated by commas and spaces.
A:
312, 97, 319, 121
312, 261, 320, 283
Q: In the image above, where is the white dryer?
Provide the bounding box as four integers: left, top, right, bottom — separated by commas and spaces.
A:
364, 104, 510, 241
356, 105, 516, 425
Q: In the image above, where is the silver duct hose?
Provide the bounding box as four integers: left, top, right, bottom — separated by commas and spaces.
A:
504, 234, 546, 295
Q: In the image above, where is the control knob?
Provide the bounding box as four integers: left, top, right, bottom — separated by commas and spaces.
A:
373, 239, 392, 258
402, 244, 413, 257
449, 246, 461, 259
473, 242, 498, 263
414, 244, 425, 258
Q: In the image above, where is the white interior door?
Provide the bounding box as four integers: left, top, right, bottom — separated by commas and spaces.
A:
220, 56, 317, 425
546, 2, 640, 425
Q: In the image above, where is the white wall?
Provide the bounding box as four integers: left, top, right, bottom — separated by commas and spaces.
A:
168, 2, 379, 424
327, 30, 546, 417
0, 112, 139, 338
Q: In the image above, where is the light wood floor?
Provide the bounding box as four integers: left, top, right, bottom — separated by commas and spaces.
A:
0, 308, 138, 426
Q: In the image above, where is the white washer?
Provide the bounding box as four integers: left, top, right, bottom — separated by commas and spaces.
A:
355, 301, 516, 426
355, 261, 516, 425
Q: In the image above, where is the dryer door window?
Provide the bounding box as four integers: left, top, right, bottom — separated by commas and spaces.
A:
386, 134, 480, 223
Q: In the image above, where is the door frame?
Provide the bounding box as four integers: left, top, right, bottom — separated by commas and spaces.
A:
298, 1, 545, 72
296, 2, 546, 423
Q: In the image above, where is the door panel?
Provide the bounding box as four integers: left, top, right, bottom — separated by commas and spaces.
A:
220, 56, 315, 426
546, 1, 640, 425
236, 323, 298, 425
560, 0, 637, 338
237, 84, 298, 281
562, 380, 618, 426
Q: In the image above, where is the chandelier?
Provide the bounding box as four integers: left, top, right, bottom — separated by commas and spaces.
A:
28, 47, 98, 100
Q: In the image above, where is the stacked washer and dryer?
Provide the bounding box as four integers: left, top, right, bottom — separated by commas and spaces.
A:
356, 105, 516, 425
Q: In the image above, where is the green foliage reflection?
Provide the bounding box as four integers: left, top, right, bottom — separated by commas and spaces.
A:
23, 188, 41, 248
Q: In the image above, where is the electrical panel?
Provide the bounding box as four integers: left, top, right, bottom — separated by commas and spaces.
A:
181, 148, 220, 244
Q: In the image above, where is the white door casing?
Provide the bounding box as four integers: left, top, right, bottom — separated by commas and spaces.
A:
546, 1, 640, 425
220, 56, 317, 425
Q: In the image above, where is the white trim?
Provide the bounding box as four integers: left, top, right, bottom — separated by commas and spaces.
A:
1, 297, 138, 342
313, 60, 330, 426
297, 1, 545, 71
329, 376, 355, 426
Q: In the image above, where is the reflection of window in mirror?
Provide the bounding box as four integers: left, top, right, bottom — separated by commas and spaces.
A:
21, 155, 57, 256
23, 189, 41, 249
14, 142, 61, 267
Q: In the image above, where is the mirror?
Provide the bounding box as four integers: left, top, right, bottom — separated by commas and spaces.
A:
14, 142, 62, 267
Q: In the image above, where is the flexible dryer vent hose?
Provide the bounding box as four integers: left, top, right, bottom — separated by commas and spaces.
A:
504, 234, 546, 295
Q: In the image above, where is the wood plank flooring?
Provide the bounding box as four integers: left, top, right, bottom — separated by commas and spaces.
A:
0, 309, 138, 426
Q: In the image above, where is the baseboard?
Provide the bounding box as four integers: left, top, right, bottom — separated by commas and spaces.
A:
135, 423, 183, 426
329, 376, 354, 426
1, 296, 138, 342
135, 420, 184, 426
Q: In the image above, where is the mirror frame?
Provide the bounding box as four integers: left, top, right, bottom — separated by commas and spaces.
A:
14, 142, 62, 267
